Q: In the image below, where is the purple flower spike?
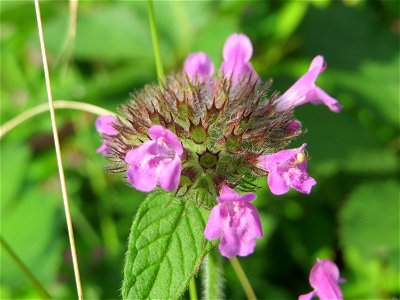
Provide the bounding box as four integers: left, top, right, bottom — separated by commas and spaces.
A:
220, 33, 259, 83
299, 259, 345, 300
276, 56, 342, 113
124, 125, 183, 192
184, 52, 214, 83
204, 185, 263, 258
96, 115, 118, 155
257, 143, 316, 195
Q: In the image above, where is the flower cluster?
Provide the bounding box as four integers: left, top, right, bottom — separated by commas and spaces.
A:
95, 33, 341, 259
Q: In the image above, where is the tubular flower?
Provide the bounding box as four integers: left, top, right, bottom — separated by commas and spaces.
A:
204, 185, 263, 258
299, 259, 345, 300
276, 56, 342, 113
220, 33, 259, 83
257, 144, 316, 195
124, 125, 183, 192
184, 52, 214, 83
96, 115, 118, 155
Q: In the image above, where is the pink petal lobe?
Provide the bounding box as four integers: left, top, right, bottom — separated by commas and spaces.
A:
184, 52, 214, 83
222, 33, 253, 63
124, 141, 155, 165
308, 55, 326, 72
96, 115, 118, 135
204, 205, 223, 240
126, 163, 158, 192
298, 291, 317, 300
96, 143, 109, 155
268, 171, 290, 195
158, 156, 182, 191
220, 33, 259, 83
295, 177, 317, 194
219, 229, 240, 258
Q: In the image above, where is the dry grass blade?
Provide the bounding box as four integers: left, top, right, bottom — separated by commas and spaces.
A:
34, 1, 83, 299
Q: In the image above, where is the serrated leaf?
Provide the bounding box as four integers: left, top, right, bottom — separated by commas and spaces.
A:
339, 180, 399, 270
122, 190, 214, 299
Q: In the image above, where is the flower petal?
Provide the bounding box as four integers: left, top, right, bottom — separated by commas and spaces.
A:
309, 259, 344, 300
219, 228, 240, 258
307, 87, 342, 113
125, 141, 156, 165
258, 144, 306, 171
204, 204, 223, 240
96, 143, 109, 155
267, 171, 290, 195
298, 291, 317, 300
276, 56, 341, 112
245, 204, 263, 238
126, 163, 158, 192
217, 185, 240, 202
220, 33, 259, 83
184, 52, 214, 83
96, 115, 118, 135
158, 155, 182, 191
293, 176, 317, 195
148, 125, 183, 155
222, 33, 253, 63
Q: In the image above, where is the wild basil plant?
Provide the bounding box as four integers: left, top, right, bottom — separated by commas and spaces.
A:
96, 33, 343, 299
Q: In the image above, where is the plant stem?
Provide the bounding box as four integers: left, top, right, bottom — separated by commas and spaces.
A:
189, 278, 198, 300
202, 250, 224, 299
147, 0, 164, 84
0, 100, 115, 140
230, 257, 257, 300
34, 1, 83, 299
0, 236, 52, 300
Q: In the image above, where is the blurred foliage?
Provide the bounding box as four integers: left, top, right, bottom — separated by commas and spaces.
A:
0, 0, 398, 299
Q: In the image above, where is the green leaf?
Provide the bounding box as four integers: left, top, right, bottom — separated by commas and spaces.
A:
1, 186, 63, 287
339, 180, 399, 271
122, 190, 214, 299
0, 142, 30, 211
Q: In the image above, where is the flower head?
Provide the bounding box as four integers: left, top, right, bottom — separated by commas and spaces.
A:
299, 259, 345, 300
257, 144, 316, 195
220, 33, 259, 83
96, 115, 118, 155
276, 56, 342, 113
125, 125, 183, 192
184, 52, 214, 83
204, 185, 263, 258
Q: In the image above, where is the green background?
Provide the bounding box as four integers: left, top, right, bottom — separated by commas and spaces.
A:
1, 0, 399, 299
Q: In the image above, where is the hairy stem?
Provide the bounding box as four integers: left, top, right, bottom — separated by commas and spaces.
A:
0, 236, 52, 300
230, 257, 257, 300
147, 0, 164, 84
0, 100, 115, 140
34, 1, 83, 299
202, 250, 224, 299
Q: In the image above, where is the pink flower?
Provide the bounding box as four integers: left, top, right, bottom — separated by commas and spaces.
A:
204, 185, 263, 258
183, 33, 259, 84
276, 56, 342, 113
257, 144, 316, 195
125, 125, 183, 192
184, 52, 214, 83
95, 115, 118, 155
299, 259, 345, 300
220, 33, 259, 83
